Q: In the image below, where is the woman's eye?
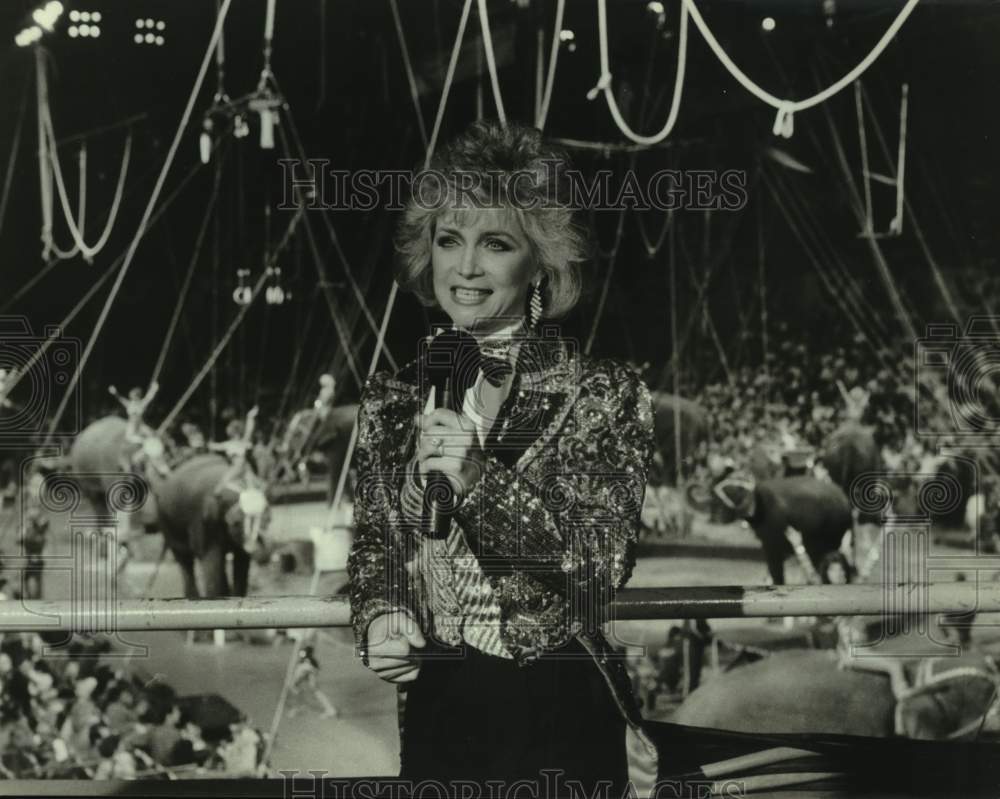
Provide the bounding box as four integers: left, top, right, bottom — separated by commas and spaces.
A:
435, 236, 458, 248
483, 238, 510, 251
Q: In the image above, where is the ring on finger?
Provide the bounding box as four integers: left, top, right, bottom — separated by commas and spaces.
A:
431, 436, 443, 456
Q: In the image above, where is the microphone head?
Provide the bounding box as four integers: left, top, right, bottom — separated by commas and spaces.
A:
426, 328, 482, 408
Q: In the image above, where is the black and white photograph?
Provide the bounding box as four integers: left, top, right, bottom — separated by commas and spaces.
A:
0, 0, 999, 796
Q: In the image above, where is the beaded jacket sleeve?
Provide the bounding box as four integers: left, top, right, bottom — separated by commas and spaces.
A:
346, 372, 421, 649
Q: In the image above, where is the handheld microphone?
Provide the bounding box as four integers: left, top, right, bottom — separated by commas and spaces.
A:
422, 329, 480, 539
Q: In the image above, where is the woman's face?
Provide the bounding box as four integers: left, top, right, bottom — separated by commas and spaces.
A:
431, 207, 537, 336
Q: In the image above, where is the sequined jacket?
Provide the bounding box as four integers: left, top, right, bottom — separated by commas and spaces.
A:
347, 331, 659, 768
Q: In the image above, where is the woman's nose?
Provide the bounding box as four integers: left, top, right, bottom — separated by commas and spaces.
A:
455, 245, 481, 277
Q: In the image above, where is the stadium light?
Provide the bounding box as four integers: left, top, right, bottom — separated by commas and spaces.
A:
135, 17, 167, 44
16, 1, 63, 45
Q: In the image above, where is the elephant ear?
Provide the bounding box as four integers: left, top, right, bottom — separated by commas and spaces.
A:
193, 493, 222, 558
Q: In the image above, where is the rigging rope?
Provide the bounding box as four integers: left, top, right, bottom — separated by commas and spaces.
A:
270, 77, 399, 371
636, 207, 673, 258
36, 50, 132, 263
535, 0, 566, 130
476, 0, 507, 127
0, 70, 30, 242
679, 0, 920, 138
587, 0, 689, 145
859, 84, 962, 327
149, 163, 223, 388
585, 205, 628, 355
36, 49, 75, 261
388, 0, 429, 150
43, 0, 234, 441
855, 82, 875, 236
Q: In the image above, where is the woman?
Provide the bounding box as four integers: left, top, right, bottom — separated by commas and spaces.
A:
347, 121, 658, 792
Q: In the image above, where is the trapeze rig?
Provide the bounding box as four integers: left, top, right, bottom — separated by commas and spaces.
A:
199, 84, 284, 165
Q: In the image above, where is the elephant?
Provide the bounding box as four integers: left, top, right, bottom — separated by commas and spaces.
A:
688, 474, 852, 585
673, 648, 1000, 741
674, 650, 895, 737
155, 453, 271, 598
821, 422, 882, 495
274, 403, 359, 502
819, 421, 883, 521
649, 392, 710, 485
68, 416, 164, 537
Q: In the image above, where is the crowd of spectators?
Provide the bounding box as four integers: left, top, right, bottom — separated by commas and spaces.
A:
675, 315, 1000, 489
0, 633, 266, 779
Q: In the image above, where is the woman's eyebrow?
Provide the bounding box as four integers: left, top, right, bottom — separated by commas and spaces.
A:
478, 230, 518, 241
436, 226, 464, 237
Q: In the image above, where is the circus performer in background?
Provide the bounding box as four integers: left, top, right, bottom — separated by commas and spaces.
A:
210, 407, 260, 494
314, 374, 336, 419
109, 382, 159, 445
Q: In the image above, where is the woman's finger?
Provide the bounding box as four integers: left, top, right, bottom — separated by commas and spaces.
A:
379, 665, 420, 683
421, 408, 461, 427
365, 636, 411, 658
377, 663, 420, 682
369, 656, 415, 672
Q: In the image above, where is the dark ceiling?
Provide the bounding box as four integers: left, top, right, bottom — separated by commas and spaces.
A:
0, 0, 998, 426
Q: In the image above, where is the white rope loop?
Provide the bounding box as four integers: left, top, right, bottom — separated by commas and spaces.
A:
681, 0, 920, 136
588, 0, 689, 146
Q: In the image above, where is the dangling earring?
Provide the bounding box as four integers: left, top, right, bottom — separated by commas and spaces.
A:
528, 280, 544, 328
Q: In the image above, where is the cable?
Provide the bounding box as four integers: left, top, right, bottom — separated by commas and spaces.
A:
428, 0, 475, 159
149, 160, 224, 388
535, 0, 566, 130
388, 0, 429, 149
635, 208, 673, 258
588, 0, 689, 145
476, 0, 506, 126
855, 82, 875, 235
585, 205, 628, 355
0, 70, 30, 242
269, 77, 399, 372
680, 0, 920, 138
44, 0, 235, 442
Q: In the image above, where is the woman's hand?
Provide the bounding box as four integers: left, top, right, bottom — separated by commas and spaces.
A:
416, 409, 486, 498
364, 611, 425, 684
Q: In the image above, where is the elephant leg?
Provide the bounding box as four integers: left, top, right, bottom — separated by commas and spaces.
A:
232, 550, 250, 597
763, 540, 787, 586
173, 550, 200, 600
200, 547, 229, 598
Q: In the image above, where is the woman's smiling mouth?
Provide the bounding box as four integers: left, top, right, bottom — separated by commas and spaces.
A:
452, 287, 493, 304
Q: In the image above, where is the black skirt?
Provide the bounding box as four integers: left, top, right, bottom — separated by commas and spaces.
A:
399, 637, 628, 796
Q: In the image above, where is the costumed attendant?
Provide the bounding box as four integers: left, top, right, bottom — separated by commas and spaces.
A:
287, 645, 338, 719
348, 121, 658, 790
